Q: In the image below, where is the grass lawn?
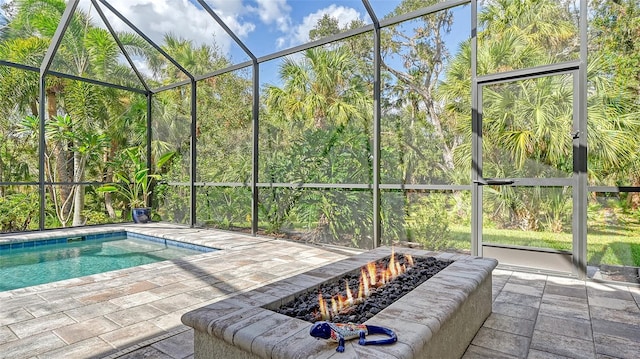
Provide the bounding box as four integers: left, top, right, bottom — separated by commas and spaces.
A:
447, 221, 640, 267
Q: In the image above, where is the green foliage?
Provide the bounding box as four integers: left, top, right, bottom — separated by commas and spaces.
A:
97, 147, 175, 209
405, 194, 451, 251
198, 187, 251, 230
0, 191, 38, 232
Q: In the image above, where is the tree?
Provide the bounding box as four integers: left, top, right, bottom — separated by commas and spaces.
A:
380, 0, 457, 172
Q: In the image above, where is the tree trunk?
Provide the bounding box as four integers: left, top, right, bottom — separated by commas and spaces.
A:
103, 141, 117, 218
72, 151, 85, 226
102, 147, 117, 219
46, 89, 73, 226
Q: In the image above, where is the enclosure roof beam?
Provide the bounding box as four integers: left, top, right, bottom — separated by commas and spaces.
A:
378, 0, 470, 29
194, 61, 252, 82
0, 60, 39, 73
47, 70, 147, 94
257, 24, 374, 64
40, 0, 80, 75
1, 58, 146, 94
92, 0, 150, 93
197, 0, 256, 61
151, 79, 191, 94
361, 0, 380, 29
152, 61, 253, 94
97, 0, 194, 81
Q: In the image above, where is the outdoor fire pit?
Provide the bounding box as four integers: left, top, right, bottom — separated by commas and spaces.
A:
182, 247, 497, 359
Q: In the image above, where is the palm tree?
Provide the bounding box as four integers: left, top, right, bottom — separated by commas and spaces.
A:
266, 47, 370, 130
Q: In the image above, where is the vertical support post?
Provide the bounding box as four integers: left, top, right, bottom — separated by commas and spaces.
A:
37, 0, 79, 231
38, 75, 46, 231
251, 61, 259, 236
470, 0, 481, 256
190, 81, 197, 227
574, 0, 588, 279
146, 93, 152, 179
362, 0, 382, 248
372, 25, 381, 248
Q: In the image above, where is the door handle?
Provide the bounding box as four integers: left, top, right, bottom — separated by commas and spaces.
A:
474, 178, 516, 186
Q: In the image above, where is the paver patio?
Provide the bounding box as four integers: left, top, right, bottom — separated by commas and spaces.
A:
1, 224, 639, 358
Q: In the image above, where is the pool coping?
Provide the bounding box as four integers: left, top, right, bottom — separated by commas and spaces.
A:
0, 230, 216, 253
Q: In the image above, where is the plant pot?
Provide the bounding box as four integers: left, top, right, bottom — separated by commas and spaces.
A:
132, 207, 152, 223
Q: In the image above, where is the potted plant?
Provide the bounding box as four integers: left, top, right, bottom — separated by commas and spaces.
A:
98, 147, 174, 223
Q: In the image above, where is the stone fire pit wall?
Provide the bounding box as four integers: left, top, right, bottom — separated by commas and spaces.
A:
182, 247, 498, 359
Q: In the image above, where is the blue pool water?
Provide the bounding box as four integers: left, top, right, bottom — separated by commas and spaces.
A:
0, 232, 215, 291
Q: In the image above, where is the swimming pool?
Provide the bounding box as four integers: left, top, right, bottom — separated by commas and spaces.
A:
0, 232, 215, 291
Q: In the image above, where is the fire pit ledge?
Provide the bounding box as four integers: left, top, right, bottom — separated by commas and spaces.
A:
182, 247, 498, 359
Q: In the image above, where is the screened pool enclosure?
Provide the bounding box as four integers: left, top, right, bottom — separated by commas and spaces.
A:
1, 0, 639, 282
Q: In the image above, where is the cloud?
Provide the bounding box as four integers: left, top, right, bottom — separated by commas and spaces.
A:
81, 0, 256, 55
277, 5, 364, 50
254, 0, 291, 32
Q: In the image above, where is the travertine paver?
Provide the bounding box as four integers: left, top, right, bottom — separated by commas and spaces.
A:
53, 316, 121, 344
589, 295, 638, 311
591, 319, 640, 343
0, 326, 17, 343
64, 301, 122, 322
99, 321, 166, 349
464, 345, 518, 359
116, 346, 174, 359
471, 327, 530, 358
526, 348, 572, 359
593, 332, 640, 359
150, 329, 194, 359
539, 298, 591, 321
24, 298, 86, 317
0, 308, 34, 327
491, 301, 539, 321
589, 305, 640, 324
494, 291, 542, 308
481, 313, 535, 338
9, 312, 76, 338
37, 337, 117, 359
529, 330, 595, 359
0, 331, 67, 358
534, 314, 593, 341
105, 304, 167, 327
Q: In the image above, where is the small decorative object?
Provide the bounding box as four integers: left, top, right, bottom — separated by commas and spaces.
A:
131, 207, 151, 223
309, 321, 397, 353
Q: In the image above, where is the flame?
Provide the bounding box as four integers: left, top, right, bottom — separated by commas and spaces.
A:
316, 248, 415, 321
345, 280, 354, 306
318, 292, 329, 320
331, 297, 338, 314
406, 254, 414, 266
366, 262, 377, 287
389, 248, 396, 277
